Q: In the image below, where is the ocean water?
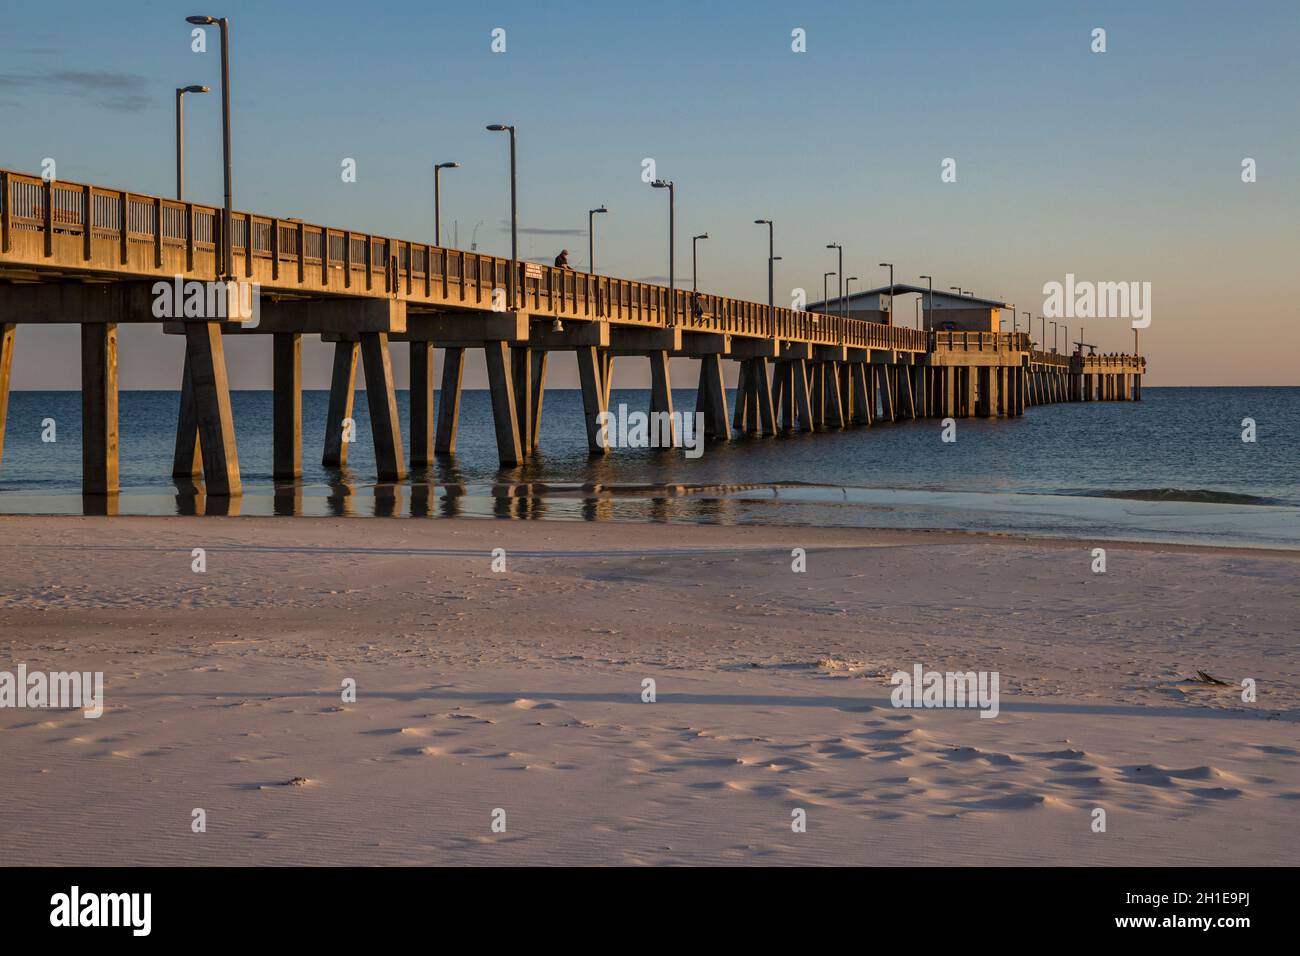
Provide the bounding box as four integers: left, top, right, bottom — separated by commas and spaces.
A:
1, 387, 1296, 548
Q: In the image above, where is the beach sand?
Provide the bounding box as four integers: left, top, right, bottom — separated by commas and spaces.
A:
1, 515, 1296, 866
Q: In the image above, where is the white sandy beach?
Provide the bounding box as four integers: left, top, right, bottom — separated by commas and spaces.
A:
1, 515, 1296, 865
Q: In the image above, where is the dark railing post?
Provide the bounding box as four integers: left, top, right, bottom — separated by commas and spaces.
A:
185, 202, 195, 271
153, 196, 163, 267
119, 191, 129, 265
42, 178, 53, 257
270, 217, 280, 281
82, 185, 92, 261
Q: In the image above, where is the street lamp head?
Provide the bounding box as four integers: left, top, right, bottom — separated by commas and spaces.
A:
919, 274, 932, 281
651, 179, 672, 188
754, 219, 771, 225
847, 276, 858, 282
186, 15, 216, 24
180, 85, 210, 94
436, 161, 461, 170
591, 205, 608, 214
486, 124, 512, 132
826, 243, 840, 249
693, 233, 708, 240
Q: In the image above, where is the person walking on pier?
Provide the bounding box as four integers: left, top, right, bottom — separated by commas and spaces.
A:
554, 249, 571, 268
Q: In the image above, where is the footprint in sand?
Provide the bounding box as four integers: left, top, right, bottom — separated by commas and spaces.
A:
507, 699, 560, 710
954, 793, 1064, 812
395, 745, 445, 757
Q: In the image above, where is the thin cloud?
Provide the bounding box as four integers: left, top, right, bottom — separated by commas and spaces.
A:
497, 219, 585, 237
0, 69, 152, 112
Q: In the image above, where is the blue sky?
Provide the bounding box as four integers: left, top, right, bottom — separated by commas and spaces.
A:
2, 0, 1297, 387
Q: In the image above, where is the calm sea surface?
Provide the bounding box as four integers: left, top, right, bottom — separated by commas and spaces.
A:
1, 387, 1296, 548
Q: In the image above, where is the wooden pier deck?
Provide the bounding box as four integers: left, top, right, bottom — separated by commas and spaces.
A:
0, 167, 1146, 498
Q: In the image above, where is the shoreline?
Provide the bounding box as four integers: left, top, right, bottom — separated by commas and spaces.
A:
3, 510, 1299, 558
5, 477, 1300, 555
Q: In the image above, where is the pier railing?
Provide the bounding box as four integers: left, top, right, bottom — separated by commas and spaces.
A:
1, 167, 928, 353
1080, 353, 1146, 371
1030, 349, 1071, 368
932, 330, 1031, 352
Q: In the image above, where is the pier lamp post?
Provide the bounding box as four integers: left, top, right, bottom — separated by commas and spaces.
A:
754, 219, 774, 307
588, 205, 607, 274
175, 85, 209, 200
879, 262, 894, 326
433, 161, 460, 247
185, 15, 232, 280
914, 297, 920, 328
826, 244, 843, 317
1006, 302, 1015, 334
845, 276, 859, 313
691, 233, 708, 292
823, 272, 835, 313
485, 124, 518, 309
1023, 312, 1031, 345
919, 275, 934, 331
650, 179, 675, 319
1051, 321, 1058, 353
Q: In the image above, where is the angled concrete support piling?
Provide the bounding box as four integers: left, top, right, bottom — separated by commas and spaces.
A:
483, 340, 523, 467
529, 349, 547, 451
777, 362, 797, 431
732, 359, 749, 433
323, 339, 359, 468
434, 346, 464, 455
853, 362, 872, 424
824, 362, 845, 428
755, 356, 777, 436
792, 359, 814, 432
648, 349, 678, 447
575, 345, 609, 454
699, 353, 731, 440
359, 331, 406, 481
511, 346, 535, 453
184, 320, 241, 496
900, 366, 917, 419
171, 342, 203, 479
